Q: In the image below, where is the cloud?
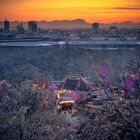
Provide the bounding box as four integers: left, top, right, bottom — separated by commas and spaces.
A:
29, 5, 140, 17
113, 5, 140, 10
32, 5, 140, 11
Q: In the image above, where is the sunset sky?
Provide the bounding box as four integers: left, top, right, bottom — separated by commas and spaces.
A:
0, 0, 140, 23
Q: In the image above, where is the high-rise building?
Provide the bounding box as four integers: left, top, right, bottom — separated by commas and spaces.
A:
28, 21, 37, 32
4, 19, 10, 31
92, 23, 99, 30
16, 23, 25, 33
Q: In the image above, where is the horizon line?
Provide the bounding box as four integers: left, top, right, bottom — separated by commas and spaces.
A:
0, 18, 140, 24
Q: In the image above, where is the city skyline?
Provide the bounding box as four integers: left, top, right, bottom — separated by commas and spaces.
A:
0, 0, 140, 23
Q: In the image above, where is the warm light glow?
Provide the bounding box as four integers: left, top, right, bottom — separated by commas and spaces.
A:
0, 0, 140, 23
60, 101, 75, 104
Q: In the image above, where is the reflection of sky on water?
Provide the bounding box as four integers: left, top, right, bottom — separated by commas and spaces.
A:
0, 41, 139, 48
0, 43, 7, 45
0, 41, 67, 47
38, 43, 53, 46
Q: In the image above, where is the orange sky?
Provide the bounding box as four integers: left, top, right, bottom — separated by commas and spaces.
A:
0, 0, 140, 23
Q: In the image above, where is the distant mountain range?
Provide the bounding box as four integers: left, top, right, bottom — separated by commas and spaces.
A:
0, 19, 140, 29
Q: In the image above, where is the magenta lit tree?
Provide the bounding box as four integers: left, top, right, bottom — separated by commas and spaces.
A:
69, 91, 81, 101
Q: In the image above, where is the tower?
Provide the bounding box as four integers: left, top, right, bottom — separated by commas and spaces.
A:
4, 19, 10, 31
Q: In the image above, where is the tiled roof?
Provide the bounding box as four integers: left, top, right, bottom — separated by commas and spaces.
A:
63, 79, 78, 90
62, 77, 89, 91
